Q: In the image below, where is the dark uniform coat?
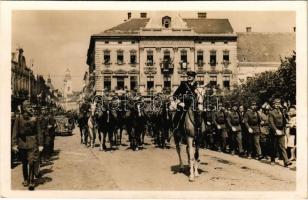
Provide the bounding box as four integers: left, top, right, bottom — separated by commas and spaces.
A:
268, 109, 287, 134
227, 110, 241, 132
213, 110, 227, 129
12, 114, 43, 150
244, 109, 261, 133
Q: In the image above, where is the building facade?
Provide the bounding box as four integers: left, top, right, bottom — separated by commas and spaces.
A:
87, 12, 295, 96
237, 29, 295, 83
87, 12, 238, 95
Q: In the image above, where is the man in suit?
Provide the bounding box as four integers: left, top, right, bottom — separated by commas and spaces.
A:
12, 100, 43, 190
268, 98, 292, 167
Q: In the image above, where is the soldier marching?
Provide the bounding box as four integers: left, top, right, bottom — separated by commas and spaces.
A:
12, 70, 296, 189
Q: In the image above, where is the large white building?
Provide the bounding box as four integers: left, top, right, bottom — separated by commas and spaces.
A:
86, 12, 295, 96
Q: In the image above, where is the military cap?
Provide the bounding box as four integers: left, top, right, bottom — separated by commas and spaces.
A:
232, 101, 239, 106
250, 100, 257, 105
186, 70, 196, 77
273, 98, 281, 104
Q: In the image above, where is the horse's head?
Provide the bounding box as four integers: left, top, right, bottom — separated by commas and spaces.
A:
195, 86, 207, 111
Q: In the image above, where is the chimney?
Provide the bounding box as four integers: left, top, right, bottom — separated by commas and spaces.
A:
128, 12, 131, 20
197, 12, 207, 19
246, 27, 252, 33
293, 27, 296, 32
140, 12, 147, 18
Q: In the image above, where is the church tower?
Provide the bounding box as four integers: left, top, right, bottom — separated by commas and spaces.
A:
63, 68, 73, 97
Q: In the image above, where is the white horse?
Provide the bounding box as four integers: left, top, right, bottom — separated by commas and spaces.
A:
171, 84, 207, 182
87, 102, 97, 148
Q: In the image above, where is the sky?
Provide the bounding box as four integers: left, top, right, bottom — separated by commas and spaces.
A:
12, 11, 295, 91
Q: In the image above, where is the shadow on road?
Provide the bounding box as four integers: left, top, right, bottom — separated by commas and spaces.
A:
171, 165, 207, 177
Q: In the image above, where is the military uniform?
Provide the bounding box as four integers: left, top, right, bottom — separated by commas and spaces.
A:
204, 108, 214, 149
12, 110, 43, 188
244, 108, 262, 158
227, 110, 243, 154
268, 107, 290, 165
213, 109, 228, 152
172, 80, 198, 130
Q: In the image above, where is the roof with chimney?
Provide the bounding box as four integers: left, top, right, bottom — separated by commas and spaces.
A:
103, 18, 150, 34
183, 18, 233, 34
237, 32, 296, 62
95, 13, 234, 35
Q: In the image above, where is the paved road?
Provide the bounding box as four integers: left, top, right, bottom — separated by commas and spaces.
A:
12, 128, 296, 191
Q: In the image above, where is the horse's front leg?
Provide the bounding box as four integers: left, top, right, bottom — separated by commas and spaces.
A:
174, 131, 184, 172
187, 136, 195, 182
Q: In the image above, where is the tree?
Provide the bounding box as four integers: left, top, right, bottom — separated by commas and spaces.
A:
225, 52, 296, 106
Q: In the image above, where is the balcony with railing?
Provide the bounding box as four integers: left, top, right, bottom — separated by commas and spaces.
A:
160, 59, 174, 74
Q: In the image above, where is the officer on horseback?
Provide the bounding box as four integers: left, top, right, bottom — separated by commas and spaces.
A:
172, 70, 198, 131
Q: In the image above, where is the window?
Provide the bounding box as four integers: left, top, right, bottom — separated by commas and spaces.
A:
117, 50, 124, 64
210, 76, 217, 86
197, 51, 204, 67
131, 41, 136, 44
223, 50, 230, 64
162, 16, 171, 28
211, 41, 215, 44
162, 50, 171, 69
118, 41, 122, 44
103, 50, 110, 64
223, 76, 230, 89
163, 75, 171, 89
130, 50, 137, 64
130, 76, 138, 91
224, 41, 228, 44
180, 50, 187, 69
146, 50, 154, 66
104, 76, 111, 91
197, 76, 204, 85
210, 50, 217, 66
117, 77, 125, 90
105, 41, 109, 44
147, 76, 154, 91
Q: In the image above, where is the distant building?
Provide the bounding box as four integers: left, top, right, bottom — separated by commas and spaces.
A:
63, 68, 73, 97
87, 12, 238, 95
11, 48, 36, 109
237, 28, 296, 83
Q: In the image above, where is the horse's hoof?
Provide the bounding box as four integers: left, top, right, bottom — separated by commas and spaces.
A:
189, 176, 195, 182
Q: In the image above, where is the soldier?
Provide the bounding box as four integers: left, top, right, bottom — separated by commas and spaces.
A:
46, 110, 57, 158
244, 100, 262, 159
268, 98, 292, 167
172, 71, 198, 132
213, 102, 228, 153
12, 100, 43, 190
227, 102, 244, 156
204, 105, 215, 150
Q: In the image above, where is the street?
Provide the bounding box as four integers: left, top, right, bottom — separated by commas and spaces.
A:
11, 128, 296, 191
